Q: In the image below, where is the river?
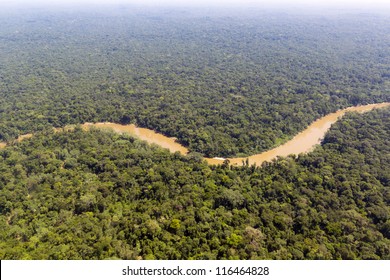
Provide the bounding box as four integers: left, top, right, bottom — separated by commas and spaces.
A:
1, 102, 389, 166
206, 102, 390, 166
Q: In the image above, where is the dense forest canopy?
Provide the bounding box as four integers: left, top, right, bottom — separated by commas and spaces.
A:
0, 5, 389, 260
0, 7, 389, 157
0, 107, 389, 259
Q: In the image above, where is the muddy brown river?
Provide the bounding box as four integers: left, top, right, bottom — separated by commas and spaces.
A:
1, 102, 389, 166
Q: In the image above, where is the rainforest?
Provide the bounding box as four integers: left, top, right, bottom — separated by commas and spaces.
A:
0, 5, 389, 259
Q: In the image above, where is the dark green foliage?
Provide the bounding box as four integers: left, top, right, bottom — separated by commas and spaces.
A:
0, 6, 389, 260
0, 108, 389, 259
0, 8, 389, 156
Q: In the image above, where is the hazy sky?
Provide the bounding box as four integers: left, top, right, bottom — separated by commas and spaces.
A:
3, 0, 390, 8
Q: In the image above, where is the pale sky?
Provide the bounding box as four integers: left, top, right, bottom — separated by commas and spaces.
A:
1, 0, 390, 15
2, 0, 390, 8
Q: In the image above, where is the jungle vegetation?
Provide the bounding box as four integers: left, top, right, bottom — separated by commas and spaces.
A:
0, 6, 389, 260
0, 7, 389, 157
0, 108, 389, 259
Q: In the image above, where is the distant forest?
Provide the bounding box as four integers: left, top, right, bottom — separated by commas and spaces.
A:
0, 7, 389, 157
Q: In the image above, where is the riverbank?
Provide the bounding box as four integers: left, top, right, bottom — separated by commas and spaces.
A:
206, 102, 390, 166
1, 102, 389, 166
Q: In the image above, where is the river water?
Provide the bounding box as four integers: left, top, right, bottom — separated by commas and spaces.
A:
81, 123, 189, 155
1, 103, 389, 166
206, 103, 390, 165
